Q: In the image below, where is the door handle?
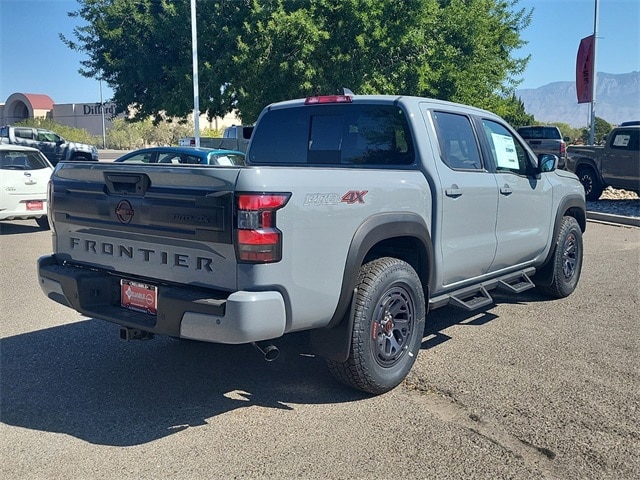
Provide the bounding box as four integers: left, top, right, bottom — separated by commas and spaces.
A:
445, 188, 463, 198
500, 186, 513, 196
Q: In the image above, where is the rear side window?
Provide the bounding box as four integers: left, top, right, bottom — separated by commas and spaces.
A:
432, 111, 483, 170
249, 104, 414, 166
14, 128, 34, 140
0, 151, 50, 170
609, 130, 639, 151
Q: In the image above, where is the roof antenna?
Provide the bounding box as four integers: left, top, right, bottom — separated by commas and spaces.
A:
343, 87, 355, 96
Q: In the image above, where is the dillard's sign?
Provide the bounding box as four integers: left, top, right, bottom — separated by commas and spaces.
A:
83, 103, 116, 116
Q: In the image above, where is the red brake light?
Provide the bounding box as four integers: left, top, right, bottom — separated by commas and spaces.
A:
235, 193, 290, 263
305, 95, 352, 105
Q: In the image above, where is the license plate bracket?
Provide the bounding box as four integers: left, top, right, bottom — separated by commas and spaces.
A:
120, 279, 157, 315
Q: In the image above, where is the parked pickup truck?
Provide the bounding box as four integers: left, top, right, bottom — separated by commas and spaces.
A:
38, 94, 586, 394
566, 125, 640, 200
516, 125, 567, 169
0, 125, 98, 166
178, 125, 253, 152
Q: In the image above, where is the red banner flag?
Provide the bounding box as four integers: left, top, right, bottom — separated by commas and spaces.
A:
576, 35, 595, 104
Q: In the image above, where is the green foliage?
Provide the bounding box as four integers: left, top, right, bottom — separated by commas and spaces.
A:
64, 0, 532, 123
106, 117, 194, 149
495, 94, 534, 128
14, 118, 98, 145
581, 117, 612, 145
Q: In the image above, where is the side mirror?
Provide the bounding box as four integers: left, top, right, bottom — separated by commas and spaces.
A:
538, 153, 558, 173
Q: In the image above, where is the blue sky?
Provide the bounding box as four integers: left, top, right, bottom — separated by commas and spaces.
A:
1, 0, 638, 105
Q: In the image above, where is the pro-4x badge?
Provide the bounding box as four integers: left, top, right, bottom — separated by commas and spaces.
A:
304, 190, 368, 206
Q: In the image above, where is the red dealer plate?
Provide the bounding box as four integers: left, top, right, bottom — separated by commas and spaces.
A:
26, 200, 43, 211
120, 279, 157, 315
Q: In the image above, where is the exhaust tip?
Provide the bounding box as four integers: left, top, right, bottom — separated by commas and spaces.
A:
252, 341, 280, 361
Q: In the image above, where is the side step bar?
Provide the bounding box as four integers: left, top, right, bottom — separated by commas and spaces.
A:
429, 268, 536, 312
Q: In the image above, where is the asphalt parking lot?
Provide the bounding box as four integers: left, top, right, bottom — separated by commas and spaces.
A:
1, 219, 638, 479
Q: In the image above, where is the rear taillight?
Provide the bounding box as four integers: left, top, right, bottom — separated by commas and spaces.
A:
235, 193, 290, 263
47, 179, 54, 233
560, 141, 566, 156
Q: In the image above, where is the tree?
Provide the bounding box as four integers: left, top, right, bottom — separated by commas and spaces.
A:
581, 117, 612, 145
64, 0, 532, 123
496, 94, 534, 128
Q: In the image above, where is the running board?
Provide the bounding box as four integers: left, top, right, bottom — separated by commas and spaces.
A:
429, 268, 536, 312
449, 286, 493, 311
496, 271, 535, 294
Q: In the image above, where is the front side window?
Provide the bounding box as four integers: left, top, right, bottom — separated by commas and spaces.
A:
249, 104, 414, 166
482, 120, 531, 175
37, 130, 60, 142
432, 111, 483, 170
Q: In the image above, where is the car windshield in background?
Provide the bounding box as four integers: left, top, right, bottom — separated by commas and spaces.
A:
249, 104, 415, 166
0, 151, 50, 170
517, 126, 561, 140
115, 147, 245, 166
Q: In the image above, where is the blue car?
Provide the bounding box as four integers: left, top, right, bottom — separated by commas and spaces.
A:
114, 146, 245, 166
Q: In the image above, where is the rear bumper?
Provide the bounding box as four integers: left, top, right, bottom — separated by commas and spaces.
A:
37, 255, 286, 344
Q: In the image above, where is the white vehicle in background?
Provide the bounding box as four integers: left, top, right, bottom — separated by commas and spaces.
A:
0, 144, 53, 229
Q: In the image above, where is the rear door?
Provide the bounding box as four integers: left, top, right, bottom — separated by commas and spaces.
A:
601, 128, 640, 190
426, 109, 498, 287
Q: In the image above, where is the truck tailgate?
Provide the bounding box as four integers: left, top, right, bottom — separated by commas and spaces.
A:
50, 162, 240, 290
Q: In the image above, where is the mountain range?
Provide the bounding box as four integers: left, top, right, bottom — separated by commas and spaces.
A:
515, 71, 640, 128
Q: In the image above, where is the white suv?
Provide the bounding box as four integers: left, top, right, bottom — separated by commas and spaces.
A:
0, 144, 53, 229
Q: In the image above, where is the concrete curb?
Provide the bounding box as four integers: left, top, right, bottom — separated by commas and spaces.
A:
587, 211, 640, 227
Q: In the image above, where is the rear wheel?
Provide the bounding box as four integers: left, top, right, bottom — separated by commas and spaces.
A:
327, 257, 425, 395
537, 216, 583, 298
576, 166, 603, 200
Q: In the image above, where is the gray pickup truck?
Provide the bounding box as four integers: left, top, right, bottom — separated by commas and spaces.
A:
0, 125, 98, 166
38, 94, 586, 394
566, 125, 640, 200
516, 125, 567, 169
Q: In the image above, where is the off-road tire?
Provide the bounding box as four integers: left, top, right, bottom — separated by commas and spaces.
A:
327, 257, 425, 395
537, 216, 583, 299
577, 165, 603, 200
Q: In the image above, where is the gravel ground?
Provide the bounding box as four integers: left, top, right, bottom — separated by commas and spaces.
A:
587, 187, 639, 218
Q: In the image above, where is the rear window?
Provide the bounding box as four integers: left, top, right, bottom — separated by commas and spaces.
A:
0, 150, 50, 170
517, 126, 561, 140
248, 104, 415, 166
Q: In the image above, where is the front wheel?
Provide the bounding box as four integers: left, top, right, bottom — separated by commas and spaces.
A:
537, 216, 583, 299
327, 257, 426, 395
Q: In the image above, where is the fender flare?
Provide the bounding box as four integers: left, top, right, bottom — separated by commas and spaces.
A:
310, 213, 433, 361
535, 194, 586, 285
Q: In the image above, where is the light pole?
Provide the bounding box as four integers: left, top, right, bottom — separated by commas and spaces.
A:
589, 0, 599, 145
191, 0, 200, 147
99, 79, 107, 149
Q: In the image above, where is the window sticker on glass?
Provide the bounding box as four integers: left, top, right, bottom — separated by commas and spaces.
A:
491, 133, 519, 169
612, 134, 630, 147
